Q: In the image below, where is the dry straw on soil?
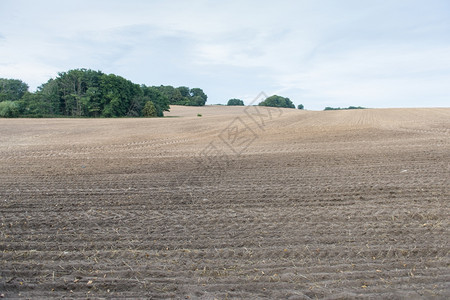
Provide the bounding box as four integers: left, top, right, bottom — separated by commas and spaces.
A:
1, 106, 449, 298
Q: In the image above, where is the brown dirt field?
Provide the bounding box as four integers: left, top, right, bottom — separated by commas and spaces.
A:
0, 106, 449, 299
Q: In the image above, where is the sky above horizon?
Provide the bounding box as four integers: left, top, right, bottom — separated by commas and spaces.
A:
0, 0, 449, 110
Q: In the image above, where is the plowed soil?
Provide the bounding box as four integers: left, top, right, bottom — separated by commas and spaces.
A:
1, 106, 449, 299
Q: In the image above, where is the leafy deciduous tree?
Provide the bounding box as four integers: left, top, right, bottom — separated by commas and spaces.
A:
142, 101, 157, 117
0, 78, 29, 102
0, 101, 20, 117
259, 95, 295, 108
227, 98, 244, 106
142, 86, 170, 117
189, 88, 207, 106
1, 69, 205, 117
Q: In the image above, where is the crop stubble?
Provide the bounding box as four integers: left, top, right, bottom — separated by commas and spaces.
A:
0, 106, 449, 298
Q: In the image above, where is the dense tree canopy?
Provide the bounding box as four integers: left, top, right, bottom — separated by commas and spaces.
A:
0, 78, 29, 102
156, 86, 207, 106
189, 88, 208, 106
26, 69, 146, 117
141, 86, 170, 117
324, 106, 366, 111
227, 98, 244, 106
258, 95, 295, 108
0, 69, 208, 118
0, 101, 20, 118
142, 101, 157, 117
298, 104, 304, 110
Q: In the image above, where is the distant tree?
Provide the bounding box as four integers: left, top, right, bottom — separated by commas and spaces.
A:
99, 73, 142, 117
189, 88, 207, 106
142, 86, 170, 117
227, 98, 244, 106
3, 68, 205, 117
0, 78, 29, 102
0, 101, 20, 117
155, 85, 207, 106
157, 85, 184, 105
58, 69, 101, 116
142, 101, 157, 117
36, 78, 63, 115
37, 69, 145, 117
259, 95, 295, 108
126, 95, 144, 117
297, 104, 304, 110
35, 69, 105, 116
18, 92, 54, 117
177, 86, 190, 98
324, 106, 366, 111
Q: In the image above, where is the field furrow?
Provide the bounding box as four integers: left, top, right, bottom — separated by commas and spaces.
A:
1, 107, 449, 298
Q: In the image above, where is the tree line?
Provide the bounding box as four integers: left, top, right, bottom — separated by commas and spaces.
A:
0, 69, 208, 118
324, 106, 366, 111
227, 95, 304, 110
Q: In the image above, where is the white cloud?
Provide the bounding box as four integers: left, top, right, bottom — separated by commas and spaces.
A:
0, 0, 449, 108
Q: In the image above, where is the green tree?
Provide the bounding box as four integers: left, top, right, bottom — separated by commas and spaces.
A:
227, 98, 244, 106
4, 68, 205, 118
83, 87, 102, 117
177, 86, 190, 98
142, 101, 157, 117
157, 85, 184, 105
99, 73, 141, 117
0, 101, 20, 117
189, 88, 207, 106
17, 92, 54, 117
155, 85, 207, 106
298, 104, 304, 110
0, 78, 29, 102
56, 69, 91, 115
259, 95, 295, 108
37, 69, 104, 116
37, 79, 61, 115
324, 106, 366, 111
142, 86, 170, 117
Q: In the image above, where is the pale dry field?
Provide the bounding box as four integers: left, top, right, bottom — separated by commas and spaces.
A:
0, 106, 449, 299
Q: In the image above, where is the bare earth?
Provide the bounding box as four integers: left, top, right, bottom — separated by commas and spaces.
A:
0, 106, 449, 299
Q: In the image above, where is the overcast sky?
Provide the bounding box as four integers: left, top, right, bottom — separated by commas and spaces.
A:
1, 0, 449, 110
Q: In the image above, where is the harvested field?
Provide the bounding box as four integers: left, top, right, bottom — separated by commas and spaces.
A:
0, 106, 449, 298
